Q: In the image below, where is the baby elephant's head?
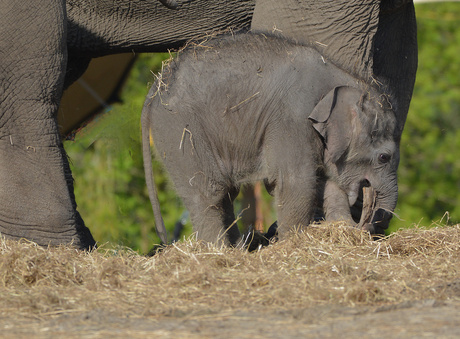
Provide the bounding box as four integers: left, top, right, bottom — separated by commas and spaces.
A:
309, 86, 399, 234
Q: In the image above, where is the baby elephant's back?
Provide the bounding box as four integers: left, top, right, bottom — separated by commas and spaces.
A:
160, 33, 354, 125
145, 32, 352, 174
165, 34, 297, 110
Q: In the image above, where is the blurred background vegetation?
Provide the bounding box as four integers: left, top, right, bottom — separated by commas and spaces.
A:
392, 3, 460, 231
64, 3, 460, 252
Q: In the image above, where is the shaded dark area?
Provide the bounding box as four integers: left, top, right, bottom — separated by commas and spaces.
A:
59, 54, 137, 137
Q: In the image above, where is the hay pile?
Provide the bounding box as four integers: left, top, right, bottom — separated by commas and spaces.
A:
0, 223, 459, 320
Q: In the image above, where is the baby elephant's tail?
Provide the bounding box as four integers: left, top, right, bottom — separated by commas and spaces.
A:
141, 110, 168, 244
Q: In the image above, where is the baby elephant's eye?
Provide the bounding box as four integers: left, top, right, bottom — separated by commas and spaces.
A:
378, 153, 391, 164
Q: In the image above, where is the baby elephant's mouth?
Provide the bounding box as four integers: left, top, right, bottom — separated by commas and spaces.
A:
348, 180, 393, 234
365, 208, 393, 235
349, 181, 393, 235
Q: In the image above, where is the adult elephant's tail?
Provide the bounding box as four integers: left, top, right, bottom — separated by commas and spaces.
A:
141, 109, 168, 244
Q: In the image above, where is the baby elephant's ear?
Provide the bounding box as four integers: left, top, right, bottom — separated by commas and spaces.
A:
308, 87, 340, 139
309, 86, 359, 163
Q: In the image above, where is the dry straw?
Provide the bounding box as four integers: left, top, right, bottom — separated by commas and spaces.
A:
0, 222, 459, 321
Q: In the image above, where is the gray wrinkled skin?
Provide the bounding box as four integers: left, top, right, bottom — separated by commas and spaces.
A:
0, 0, 416, 249
0, 0, 254, 249
142, 33, 399, 246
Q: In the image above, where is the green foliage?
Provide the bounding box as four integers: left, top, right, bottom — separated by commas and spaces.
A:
391, 3, 460, 231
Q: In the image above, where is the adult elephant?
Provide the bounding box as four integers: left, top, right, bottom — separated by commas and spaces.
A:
0, 0, 417, 249
252, 0, 417, 136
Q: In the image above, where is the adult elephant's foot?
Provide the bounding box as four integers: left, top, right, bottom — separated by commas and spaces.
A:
0, 121, 96, 249
0, 210, 96, 249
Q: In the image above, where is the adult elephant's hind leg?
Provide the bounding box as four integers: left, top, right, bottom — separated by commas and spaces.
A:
0, 1, 95, 248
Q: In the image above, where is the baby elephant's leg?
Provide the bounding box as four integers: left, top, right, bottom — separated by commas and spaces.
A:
274, 170, 317, 239
195, 188, 240, 246
174, 174, 241, 246
323, 180, 356, 225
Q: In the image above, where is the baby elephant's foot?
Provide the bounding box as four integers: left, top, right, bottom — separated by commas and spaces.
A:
242, 221, 278, 252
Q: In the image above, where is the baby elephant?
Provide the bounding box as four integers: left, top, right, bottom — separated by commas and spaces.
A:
142, 32, 399, 245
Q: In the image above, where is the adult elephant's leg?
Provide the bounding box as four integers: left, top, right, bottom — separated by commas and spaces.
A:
251, 0, 380, 79
252, 0, 417, 138
0, 1, 95, 248
373, 1, 418, 135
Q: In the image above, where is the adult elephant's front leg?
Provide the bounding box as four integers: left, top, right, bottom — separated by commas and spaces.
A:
0, 1, 95, 248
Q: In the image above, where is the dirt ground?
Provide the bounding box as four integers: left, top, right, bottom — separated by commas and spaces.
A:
3, 299, 460, 338
1, 223, 459, 338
